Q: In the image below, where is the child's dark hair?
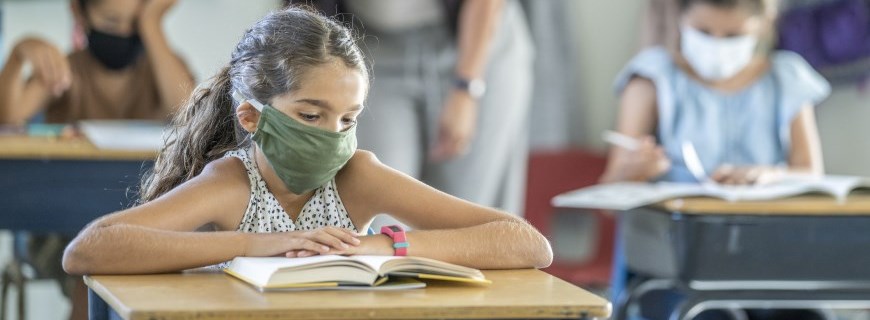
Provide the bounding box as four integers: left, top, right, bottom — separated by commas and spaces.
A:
139, 7, 369, 203
678, 0, 770, 14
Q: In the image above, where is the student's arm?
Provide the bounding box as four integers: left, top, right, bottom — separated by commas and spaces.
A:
788, 104, 824, 174
711, 104, 824, 184
599, 76, 671, 183
335, 151, 553, 270
62, 158, 359, 275
139, 0, 194, 114
0, 38, 69, 124
430, 0, 504, 161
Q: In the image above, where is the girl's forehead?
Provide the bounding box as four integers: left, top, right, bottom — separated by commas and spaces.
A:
683, 4, 760, 31
87, 0, 140, 18
272, 63, 367, 112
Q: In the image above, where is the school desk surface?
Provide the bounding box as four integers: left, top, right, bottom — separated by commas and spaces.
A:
86, 269, 612, 320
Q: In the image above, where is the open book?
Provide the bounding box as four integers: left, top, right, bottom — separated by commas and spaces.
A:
552, 175, 870, 211
224, 255, 490, 291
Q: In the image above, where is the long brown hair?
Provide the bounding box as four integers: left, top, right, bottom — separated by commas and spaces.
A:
139, 7, 368, 203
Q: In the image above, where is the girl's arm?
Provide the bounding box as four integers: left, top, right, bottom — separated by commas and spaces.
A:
63, 159, 359, 275
788, 104, 824, 175
336, 151, 553, 270
711, 104, 824, 184
0, 38, 68, 124
139, 0, 194, 114
600, 76, 670, 183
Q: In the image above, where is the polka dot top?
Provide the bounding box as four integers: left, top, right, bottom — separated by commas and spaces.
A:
210, 147, 359, 269
225, 146, 358, 234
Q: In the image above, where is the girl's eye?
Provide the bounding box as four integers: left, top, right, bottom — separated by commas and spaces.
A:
299, 113, 319, 122
341, 117, 357, 125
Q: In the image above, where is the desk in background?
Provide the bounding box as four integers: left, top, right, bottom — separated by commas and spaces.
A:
0, 136, 155, 234
87, 269, 611, 320
616, 194, 870, 320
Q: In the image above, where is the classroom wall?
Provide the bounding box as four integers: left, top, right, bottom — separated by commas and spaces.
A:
565, 0, 870, 176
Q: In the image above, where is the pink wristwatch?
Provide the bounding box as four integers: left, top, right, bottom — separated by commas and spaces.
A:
380, 225, 409, 256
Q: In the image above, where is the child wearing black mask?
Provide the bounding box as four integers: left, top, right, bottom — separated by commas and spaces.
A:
0, 0, 194, 125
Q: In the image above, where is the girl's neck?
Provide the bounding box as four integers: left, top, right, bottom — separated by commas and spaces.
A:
250, 144, 313, 203
673, 52, 771, 94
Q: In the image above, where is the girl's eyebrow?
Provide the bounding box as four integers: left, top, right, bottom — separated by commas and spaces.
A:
296, 99, 363, 112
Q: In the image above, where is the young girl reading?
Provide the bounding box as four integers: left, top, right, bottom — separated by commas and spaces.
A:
62, 6, 552, 275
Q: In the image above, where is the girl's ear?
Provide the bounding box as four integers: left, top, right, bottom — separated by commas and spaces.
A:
236, 102, 260, 133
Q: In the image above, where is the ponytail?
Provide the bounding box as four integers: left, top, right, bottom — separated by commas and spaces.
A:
139, 65, 247, 203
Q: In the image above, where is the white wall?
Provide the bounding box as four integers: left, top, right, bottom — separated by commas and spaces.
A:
567, 0, 647, 151
817, 86, 870, 175
566, 0, 870, 176
1, 0, 281, 81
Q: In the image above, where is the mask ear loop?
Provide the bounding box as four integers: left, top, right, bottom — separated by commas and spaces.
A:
232, 90, 264, 147
231, 90, 265, 112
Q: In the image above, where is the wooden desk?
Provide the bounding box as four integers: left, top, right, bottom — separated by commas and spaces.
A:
660, 193, 870, 215
0, 136, 156, 160
85, 269, 612, 320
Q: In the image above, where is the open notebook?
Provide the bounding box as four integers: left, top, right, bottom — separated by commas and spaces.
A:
552, 175, 870, 211
224, 255, 490, 291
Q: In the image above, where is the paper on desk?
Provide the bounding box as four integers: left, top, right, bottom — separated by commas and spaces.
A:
79, 120, 166, 151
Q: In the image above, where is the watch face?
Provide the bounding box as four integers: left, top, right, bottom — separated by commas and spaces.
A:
468, 79, 486, 98
388, 226, 402, 232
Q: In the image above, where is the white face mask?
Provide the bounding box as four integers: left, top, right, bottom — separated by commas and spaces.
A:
680, 25, 758, 81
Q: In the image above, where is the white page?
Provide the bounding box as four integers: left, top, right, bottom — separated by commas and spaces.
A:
551, 182, 706, 210
79, 120, 165, 151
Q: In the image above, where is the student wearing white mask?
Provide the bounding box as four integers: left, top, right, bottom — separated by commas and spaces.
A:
601, 0, 830, 319
601, 0, 829, 186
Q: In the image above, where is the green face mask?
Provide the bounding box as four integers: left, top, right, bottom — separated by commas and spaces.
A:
233, 91, 357, 194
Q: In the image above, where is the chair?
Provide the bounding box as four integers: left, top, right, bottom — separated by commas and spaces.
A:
524, 149, 614, 287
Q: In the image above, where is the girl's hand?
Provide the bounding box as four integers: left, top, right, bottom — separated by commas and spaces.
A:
286, 234, 394, 258
13, 38, 71, 97
244, 227, 360, 258
612, 136, 671, 181
711, 165, 785, 185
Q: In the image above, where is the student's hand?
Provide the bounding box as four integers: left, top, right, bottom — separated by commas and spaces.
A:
288, 234, 394, 258
244, 227, 360, 258
13, 38, 71, 97
611, 136, 671, 181
140, 0, 177, 23
430, 90, 478, 162
711, 165, 785, 185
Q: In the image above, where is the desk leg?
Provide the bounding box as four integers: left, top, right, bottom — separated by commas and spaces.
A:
88, 288, 122, 320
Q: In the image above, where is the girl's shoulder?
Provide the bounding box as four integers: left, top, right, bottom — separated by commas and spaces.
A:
336, 150, 382, 180
197, 156, 253, 192
614, 46, 676, 94
768, 50, 831, 105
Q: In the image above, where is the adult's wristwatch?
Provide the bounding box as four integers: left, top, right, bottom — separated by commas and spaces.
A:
454, 77, 487, 99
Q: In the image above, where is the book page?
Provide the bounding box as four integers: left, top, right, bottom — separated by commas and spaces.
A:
351, 256, 485, 281
552, 182, 706, 210
704, 175, 867, 203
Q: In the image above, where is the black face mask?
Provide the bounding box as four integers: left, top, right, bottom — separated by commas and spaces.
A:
86, 29, 143, 70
